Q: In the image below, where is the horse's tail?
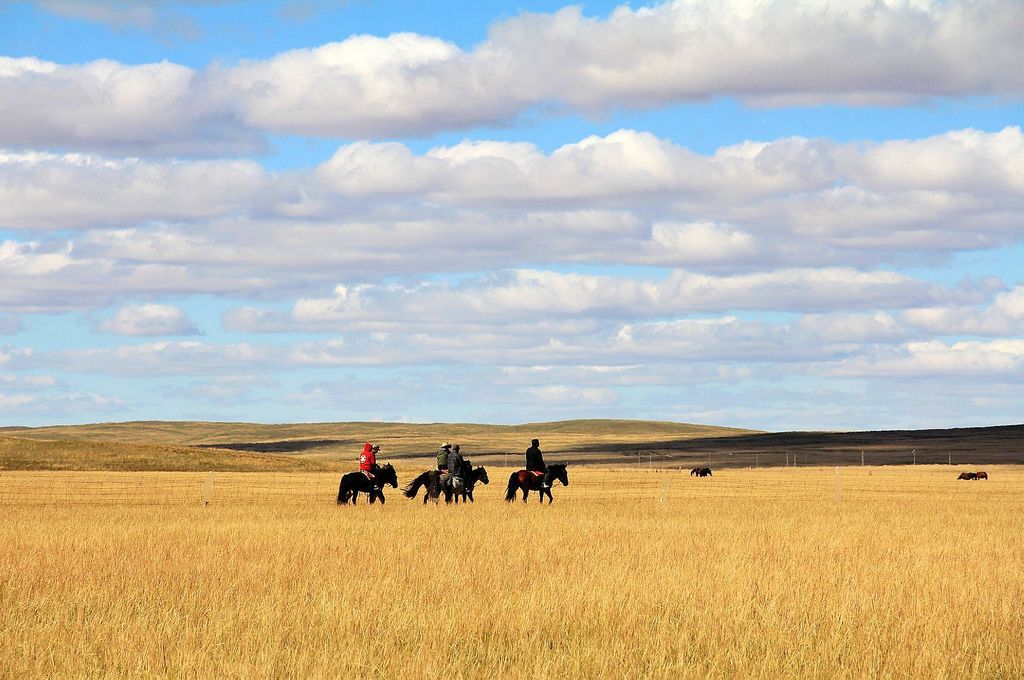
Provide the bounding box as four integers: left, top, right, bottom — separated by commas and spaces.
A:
505, 472, 519, 502
336, 477, 347, 504
403, 472, 430, 499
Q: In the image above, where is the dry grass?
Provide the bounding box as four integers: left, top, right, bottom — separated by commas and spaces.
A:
2, 465, 1023, 678
0, 419, 755, 465
0, 437, 331, 472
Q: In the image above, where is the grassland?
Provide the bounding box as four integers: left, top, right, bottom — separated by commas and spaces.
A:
4, 419, 1022, 473
2, 464, 1022, 678
0, 436, 332, 472
0, 419, 755, 468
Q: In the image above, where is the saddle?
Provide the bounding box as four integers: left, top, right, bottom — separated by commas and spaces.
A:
526, 470, 545, 479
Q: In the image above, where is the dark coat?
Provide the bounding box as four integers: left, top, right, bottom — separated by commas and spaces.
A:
526, 445, 546, 472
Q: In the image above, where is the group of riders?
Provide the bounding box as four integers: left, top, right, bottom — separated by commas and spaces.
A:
356, 437, 553, 493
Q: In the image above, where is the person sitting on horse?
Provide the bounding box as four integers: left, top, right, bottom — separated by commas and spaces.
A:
359, 442, 377, 480
526, 438, 550, 488
431, 441, 452, 497
437, 442, 452, 474
448, 444, 465, 480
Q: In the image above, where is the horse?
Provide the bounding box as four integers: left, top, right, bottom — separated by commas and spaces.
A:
976, 471, 988, 480
336, 463, 398, 504
957, 472, 977, 480
444, 461, 488, 503
691, 467, 712, 477
460, 465, 489, 503
504, 464, 568, 504
402, 463, 490, 504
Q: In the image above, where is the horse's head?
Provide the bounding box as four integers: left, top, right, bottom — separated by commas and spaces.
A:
476, 466, 489, 485
549, 463, 568, 487
380, 463, 398, 487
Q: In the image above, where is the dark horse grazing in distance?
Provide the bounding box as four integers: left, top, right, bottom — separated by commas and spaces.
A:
505, 464, 569, 504
337, 464, 398, 504
958, 472, 979, 480
691, 467, 712, 477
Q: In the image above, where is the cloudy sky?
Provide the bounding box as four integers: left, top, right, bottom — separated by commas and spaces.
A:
1, 0, 1023, 430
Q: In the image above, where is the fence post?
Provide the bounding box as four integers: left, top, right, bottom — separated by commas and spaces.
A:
948, 452, 951, 466
861, 450, 864, 466
203, 471, 213, 506
659, 477, 671, 502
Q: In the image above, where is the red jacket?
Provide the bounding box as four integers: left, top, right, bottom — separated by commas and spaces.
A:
359, 442, 376, 472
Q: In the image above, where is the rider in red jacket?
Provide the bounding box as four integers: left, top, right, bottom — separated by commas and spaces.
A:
359, 442, 377, 478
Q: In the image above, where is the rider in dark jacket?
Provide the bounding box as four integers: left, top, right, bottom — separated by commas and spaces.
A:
525, 439, 550, 488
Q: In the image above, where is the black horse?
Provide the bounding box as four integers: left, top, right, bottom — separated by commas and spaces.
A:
505, 463, 568, 504
403, 463, 490, 504
336, 464, 398, 504
460, 464, 490, 503
690, 467, 712, 477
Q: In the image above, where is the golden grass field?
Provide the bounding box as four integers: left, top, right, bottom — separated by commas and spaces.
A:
2, 463, 1023, 678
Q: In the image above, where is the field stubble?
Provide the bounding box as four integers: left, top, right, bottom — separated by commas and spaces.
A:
1, 465, 1023, 678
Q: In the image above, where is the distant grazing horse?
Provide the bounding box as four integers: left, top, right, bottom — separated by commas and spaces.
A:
958, 472, 978, 480
976, 471, 988, 480
691, 467, 712, 477
337, 464, 398, 504
505, 464, 569, 504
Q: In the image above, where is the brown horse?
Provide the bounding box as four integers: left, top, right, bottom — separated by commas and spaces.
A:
976, 471, 988, 480
958, 472, 977, 480
505, 464, 568, 503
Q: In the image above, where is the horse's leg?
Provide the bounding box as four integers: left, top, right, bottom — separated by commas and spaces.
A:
522, 488, 529, 503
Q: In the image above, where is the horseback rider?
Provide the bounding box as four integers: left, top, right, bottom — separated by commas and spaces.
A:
359, 442, 377, 480
526, 438, 550, 488
448, 444, 465, 481
431, 441, 452, 498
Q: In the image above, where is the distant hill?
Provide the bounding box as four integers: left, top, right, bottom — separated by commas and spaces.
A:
0, 436, 332, 472
2, 420, 1021, 471
0, 419, 753, 469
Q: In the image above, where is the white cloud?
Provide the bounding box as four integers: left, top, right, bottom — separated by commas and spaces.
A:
522, 385, 618, 406
223, 267, 968, 334
0, 314, 21, 335
830, 339, 1024, 377
901, 286, 1024, 335
0, 151, 272, 230
96, 303, 199, 336
0, 373, 57, 388
4, 2, 1024, 149
0, 56, 259, 155
215, 0, 1024, 137
0, 390, 126, 416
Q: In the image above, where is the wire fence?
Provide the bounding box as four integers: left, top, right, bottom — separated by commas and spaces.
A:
0, 464, 1018, 507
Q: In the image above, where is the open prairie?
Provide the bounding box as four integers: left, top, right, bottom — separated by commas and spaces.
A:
2, 464, 1023, 678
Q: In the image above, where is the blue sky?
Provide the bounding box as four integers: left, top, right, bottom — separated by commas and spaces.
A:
1, 0, 1023, 429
